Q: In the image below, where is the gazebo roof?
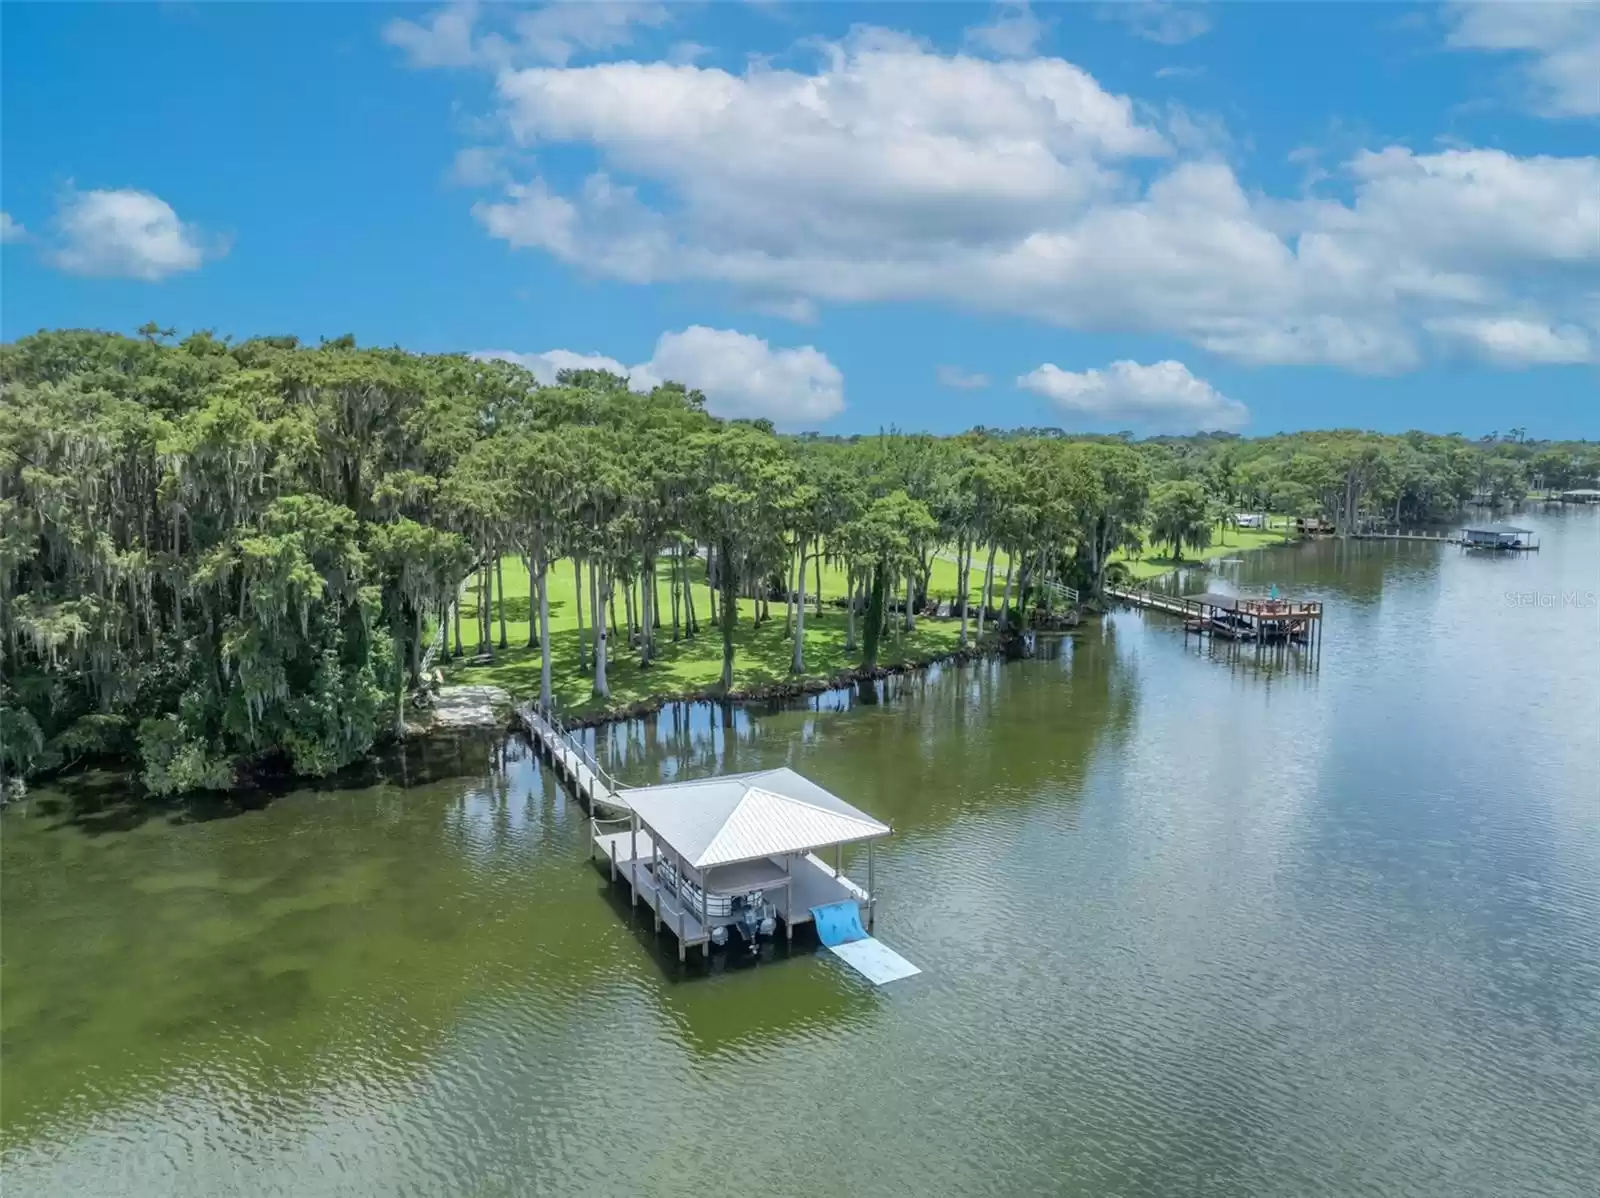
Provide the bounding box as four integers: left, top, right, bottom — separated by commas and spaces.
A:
1464, 523, 1532, 534
624, 767, 890, 869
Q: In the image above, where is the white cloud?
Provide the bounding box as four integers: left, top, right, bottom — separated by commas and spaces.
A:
481, 346, 654, 387
385, 1, 671, 70
667, 40, 710, 66
749, 295, 819, 323
1446, 1, 1600, 118
449, 146, 507, 187
477, 325, 844, 425
423, 26, 1598, 375
1098, 3, 1212, 46
964, 3, 1047, 58
1426, 316, 1594, 366
1, 212, 26, 243
649, 326, 844, 422
1019, 359, 1248, 431
937, 364, 991, 389
51, 187, 218, 280
384, 0, 483, 68
512, 1, 671, 67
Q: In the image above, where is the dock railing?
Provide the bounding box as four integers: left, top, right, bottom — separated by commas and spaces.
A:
1105, 585, 1206, 619
1036, 577, 1081, 608
589, 812, 632, 857
531, 701, 629, 797
1105, 586, 1322, 621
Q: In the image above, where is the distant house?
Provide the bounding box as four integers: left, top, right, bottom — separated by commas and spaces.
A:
1293, 516, 1334, 535
1461, 522, 1537, 551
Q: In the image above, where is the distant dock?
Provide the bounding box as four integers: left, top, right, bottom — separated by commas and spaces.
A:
1352, 529, 1462, 544
1107, 586, 1324, 660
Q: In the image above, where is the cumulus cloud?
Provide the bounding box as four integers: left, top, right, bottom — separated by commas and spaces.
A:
1019, 359, 1249, 432
481, 346, 656, 388
477, 326, 844, 425
1, 212, 26, 243
385, 1, 670, 70
1098, 3, 1212, 46
51, 187, 219, 280
937, 364, 991, 389
1426, 316, 1594, 365
417, 24, 1598, 376
449, 146, 509, 187
649, 326, 844, 422
384, 0, 483, 68
1446, 1, 1600, 118
512, 1, 671, 67
964, 3, 1047, 58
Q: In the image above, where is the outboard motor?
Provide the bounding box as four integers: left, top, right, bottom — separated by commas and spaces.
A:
735, 889, 764, 950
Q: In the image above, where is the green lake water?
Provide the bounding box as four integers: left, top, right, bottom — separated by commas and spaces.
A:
4, 508, 1598, 1196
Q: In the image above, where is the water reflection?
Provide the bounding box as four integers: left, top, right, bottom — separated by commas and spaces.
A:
3, 510, 1597, 1197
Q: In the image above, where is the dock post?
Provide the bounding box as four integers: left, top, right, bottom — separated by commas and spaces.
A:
867, 841, 875, 931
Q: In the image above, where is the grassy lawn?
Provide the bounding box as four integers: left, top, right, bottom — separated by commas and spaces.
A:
443, 551, 965, 716
442, 521, 1294, 714
1111, 520, 1295, 582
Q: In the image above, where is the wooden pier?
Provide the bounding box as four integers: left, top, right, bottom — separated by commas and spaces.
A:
1352, 529, 1462, 544
518, 703, 629, 812
1107, 586, 1324, 659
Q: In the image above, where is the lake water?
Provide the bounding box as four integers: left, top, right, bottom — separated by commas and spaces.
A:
4, 508, 1598, 1197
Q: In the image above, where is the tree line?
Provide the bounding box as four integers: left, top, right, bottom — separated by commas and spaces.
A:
3, 328, 1593, 795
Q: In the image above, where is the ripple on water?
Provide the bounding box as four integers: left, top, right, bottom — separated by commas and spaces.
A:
3, 514, 1599, 1195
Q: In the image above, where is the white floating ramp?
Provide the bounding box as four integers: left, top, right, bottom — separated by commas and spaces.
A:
810, 901, 921, 986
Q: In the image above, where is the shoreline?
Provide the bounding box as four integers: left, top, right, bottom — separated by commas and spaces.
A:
13, 532, 1291, 802
538, 636, 1019, 732
504, 525, 1304, 734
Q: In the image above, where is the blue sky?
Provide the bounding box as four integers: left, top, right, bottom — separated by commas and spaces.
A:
3, 2, 1597, 438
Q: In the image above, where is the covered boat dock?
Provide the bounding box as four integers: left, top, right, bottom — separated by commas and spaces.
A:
1461, 522, 1539, 551
590, 767, 910, 973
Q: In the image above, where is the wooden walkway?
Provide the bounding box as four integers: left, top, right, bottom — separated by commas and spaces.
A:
517, 703, 630, 812
1106, 585, 1324, 659
1104, 586, 1205, 618
1352, 530, 1462, 544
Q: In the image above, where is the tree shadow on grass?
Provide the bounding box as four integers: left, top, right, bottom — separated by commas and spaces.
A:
443, 609, 964, 715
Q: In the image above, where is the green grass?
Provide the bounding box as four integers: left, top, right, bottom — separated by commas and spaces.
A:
1111, 519, 1296, 582
443, 522, 1293, 714
442, 552, 964, 717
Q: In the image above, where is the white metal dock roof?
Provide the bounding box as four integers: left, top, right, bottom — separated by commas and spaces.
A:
622, 767, 890, 870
